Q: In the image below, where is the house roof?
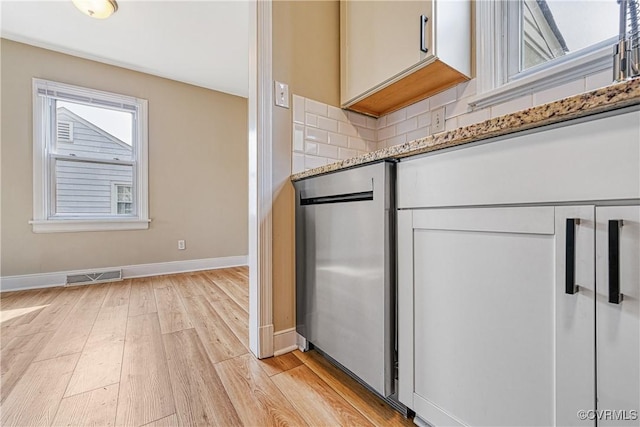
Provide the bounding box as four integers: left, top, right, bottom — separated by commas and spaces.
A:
537, 0, 569, 53
57, 107, 132, 151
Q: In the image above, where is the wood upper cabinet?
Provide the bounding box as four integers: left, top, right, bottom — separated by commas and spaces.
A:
340, 0, 471, 117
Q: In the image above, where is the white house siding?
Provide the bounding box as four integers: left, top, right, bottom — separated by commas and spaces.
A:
523, 0, 568, 71
55, 108, 133, 215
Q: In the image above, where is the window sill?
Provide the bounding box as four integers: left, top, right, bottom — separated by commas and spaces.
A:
469, 45, 613, 110
29, 218, 151, 233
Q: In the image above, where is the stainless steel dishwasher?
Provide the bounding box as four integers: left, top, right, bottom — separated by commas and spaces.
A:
294, 160, 406, 413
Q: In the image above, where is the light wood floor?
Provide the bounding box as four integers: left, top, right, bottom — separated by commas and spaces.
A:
0, 267, 412, 427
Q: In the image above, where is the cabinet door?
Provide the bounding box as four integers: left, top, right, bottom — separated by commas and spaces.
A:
596, 206, 640, 427
398, 206, 595, 426
341, 0, 431, 104
556, 206, 597, 427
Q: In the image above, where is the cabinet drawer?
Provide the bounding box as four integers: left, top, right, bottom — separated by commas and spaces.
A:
397, 109, 640, 208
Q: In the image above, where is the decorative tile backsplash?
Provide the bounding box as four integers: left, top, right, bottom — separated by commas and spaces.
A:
291, 68, 612, 174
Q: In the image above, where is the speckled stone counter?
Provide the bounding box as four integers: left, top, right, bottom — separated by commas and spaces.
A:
291, 78, 640, 181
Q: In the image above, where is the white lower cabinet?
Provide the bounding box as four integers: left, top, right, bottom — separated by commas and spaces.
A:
396, 109, 640, 426
595, 206, 640, 427
398, 205, 639, 426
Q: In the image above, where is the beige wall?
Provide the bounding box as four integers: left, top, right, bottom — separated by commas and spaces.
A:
1, 39, 248, 277
271, 1, 340, 331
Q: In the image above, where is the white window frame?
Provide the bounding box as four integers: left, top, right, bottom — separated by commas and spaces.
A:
31, 79, 150, 233
471, 0, 616, 109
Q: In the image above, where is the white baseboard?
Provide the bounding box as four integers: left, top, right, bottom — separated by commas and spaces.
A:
258, 324, 275, 359
122, 255, 248, 278
273, 327, 298, 356
296, 332, 308, 352
0, 255, 248, 292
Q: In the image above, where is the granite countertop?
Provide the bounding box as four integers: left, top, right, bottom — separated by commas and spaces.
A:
291, 78, 640, 181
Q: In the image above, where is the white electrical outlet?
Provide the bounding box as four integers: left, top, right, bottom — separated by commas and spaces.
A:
431, 107, 446, 133
274, 81, 289, 108
178, 240, 186, 250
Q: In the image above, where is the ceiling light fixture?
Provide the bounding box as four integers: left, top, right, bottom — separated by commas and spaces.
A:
72, 0, 118, 19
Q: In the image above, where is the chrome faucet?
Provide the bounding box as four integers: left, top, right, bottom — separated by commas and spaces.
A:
614, 0, 640, 81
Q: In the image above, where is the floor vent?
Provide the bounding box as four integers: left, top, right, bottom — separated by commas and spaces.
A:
65, 269, 122, 286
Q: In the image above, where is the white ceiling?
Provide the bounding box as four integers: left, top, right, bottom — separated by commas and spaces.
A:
1, 0, 250, 98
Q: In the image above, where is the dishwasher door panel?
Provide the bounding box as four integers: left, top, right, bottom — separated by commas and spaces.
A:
295, 161, 394, 398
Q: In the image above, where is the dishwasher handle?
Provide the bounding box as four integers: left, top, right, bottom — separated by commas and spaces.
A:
300, 190, 373, 206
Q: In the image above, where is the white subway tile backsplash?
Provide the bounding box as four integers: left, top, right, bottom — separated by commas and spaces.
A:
305, 113, 318, 127
417, 112, 431, 128
292, 152, 305, 174
490, 95, 532, 118
367, 141, 380, 152
348, 137, 367, 151
293, 74, 596, 170
405, 98, 430, 118
338, 147, 358, 159
317, 116, 338, 132
430, 86, 458, 108
406, 126, 429, 143
585, 70, 612, 92
293, 124, 304, 152
328, 132, 348, 147
317, 143, 339, 159
458, 108, 490, 128
304, 141, 318, 155
378, 125, 396, 140
445, 98, 471, 119
328, 105, 349, 122
385, 134, 406, 147
347, 111, 368, 127
305, 98, 328, 116
338, 121, 359, 137
305, 127, 328, 143
534, 79, 585, 106
396, 116, 418, 135
457, 79, 477, 100
305, 155, 327, 170
293, 95, 305, 124
295, 94, 446, 165
445, 117, 459, 132
386, 109, 407, 125
366, 117, 377, 129
355, 126, 376, 141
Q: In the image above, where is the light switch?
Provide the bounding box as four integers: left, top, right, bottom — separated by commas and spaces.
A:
274, 81, 290, 108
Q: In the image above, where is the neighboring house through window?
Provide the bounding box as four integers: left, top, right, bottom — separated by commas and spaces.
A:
31, 79, 149, 232
473, 0, 619, 107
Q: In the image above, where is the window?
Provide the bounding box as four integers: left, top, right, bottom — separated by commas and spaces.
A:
31, 79, 149, 232
112, 184, 133, 215
506, 0, 618, 80
473, 0, 619, 107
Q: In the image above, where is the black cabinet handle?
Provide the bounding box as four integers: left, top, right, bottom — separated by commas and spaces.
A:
608, 220, 624, 304
420, 15, 428, 53
565, 218, 579, 295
